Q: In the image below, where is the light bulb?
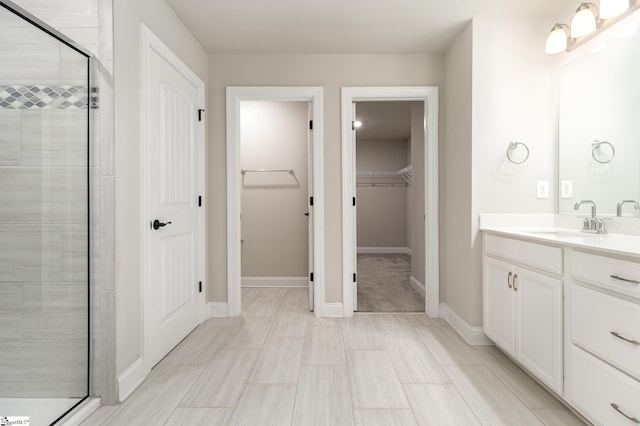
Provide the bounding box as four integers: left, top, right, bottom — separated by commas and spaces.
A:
571, 3, 598, 38
599, 0, 629, 19
545, 24, 569, 53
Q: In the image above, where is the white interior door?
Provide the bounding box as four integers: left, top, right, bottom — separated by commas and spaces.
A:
145, 35, 204, 370
307, 103, 314, 311
352, 102, 358, 311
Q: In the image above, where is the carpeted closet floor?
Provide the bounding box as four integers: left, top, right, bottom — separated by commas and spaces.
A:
356, 253, 424, 312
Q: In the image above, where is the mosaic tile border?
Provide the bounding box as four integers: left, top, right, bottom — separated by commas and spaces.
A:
0, 85, 89, 109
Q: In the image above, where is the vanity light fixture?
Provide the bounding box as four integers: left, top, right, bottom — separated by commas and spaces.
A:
571, 3, 600, 38
544, 0, 640, 53
600, 0, 629, 19
545, 23, 571, 53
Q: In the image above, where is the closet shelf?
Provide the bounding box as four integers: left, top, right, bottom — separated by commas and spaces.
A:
356, 165, 412, 185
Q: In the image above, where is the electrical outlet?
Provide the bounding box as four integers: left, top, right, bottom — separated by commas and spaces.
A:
560, 180, 573, 199
537, 180, 549, 199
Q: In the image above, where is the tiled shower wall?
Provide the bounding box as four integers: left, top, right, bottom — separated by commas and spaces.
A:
0, 0, 115, 402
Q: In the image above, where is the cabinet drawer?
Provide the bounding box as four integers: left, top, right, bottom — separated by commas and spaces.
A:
484, 234, 562, 274
572, 284, 640, 381
571, 251, 640, 299
570, 345, 640, 426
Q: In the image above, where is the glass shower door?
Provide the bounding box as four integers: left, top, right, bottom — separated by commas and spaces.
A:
0, 2, 90, 425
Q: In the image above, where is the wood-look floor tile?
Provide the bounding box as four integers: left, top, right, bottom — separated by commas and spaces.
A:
531, 408, 587, 426
293, 366, 354, 426
180, 350, 258, 408
404, 384, 480, 425
347, 350, 409, 408
385, 337, 449, 384
201, 317, 244, 328
271, 308, 308, 338
165, 408, 232, 425
224, 317, 273, 349
229, 384, 297, 426
280, 288, 309, 312
80, 406, 118, 425
249, 337, 303, 384
372, 314, 420, 338
342, 315, 385, 350
353, 409, 417, 425
163, 325, 233, 365
96, 365, 203, 425
243, 287, 286, 317
474, 346, 563, 409
444, 364, 544, 425
415, 326, 482, 365
302, 326, 346, 365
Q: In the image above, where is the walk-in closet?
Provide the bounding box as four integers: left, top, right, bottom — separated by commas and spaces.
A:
355, 101, 425, 312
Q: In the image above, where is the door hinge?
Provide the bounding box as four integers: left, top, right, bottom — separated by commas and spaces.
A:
310, 272, 314, 282
351, 120, 355, 130
198, 281, 202, 293
352, 197, 356, 206
198, 195, 202, 207
310, 196, 314, 206
198, 109, 205, 122
309, 120, 313, 130
353, 273, 357, 283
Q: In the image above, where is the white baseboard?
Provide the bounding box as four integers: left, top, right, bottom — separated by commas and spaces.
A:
242, 276, 308, 288
60, 397, 101, 425
117, 358, 146, 402
410, 276, 425, 298
208, 302, 229, 318
324, 303, 344, 317
357, 247, 411, 255
439, 303, 493, 346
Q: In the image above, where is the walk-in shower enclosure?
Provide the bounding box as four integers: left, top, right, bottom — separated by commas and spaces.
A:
0, 1, 91, 424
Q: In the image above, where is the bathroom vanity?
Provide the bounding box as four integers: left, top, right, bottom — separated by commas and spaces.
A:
482, 223, 640, 425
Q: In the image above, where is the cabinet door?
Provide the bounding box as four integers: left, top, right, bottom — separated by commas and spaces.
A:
484, 256, 515, 356
515, 267, 563, 394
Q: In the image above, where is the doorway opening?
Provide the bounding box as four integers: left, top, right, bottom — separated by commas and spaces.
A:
341, 86, 439, 318
354, 101, 424, 312
226, 87, 325, 317
240, 101, 313, 309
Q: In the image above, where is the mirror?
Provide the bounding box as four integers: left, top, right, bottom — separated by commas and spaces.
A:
558, 21, 640, 217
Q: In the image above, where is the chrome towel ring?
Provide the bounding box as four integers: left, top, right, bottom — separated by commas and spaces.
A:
507, 141, 530, 164
592, 140, 615, 164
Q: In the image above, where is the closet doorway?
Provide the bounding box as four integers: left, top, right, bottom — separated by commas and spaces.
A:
354, 101, 424, 312
226, 87, 325, 317
341, 86, 439, 318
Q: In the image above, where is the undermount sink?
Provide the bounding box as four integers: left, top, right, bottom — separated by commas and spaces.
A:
527, 230, 593, 238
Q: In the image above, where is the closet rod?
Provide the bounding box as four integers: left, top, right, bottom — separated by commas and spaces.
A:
241, 168, 294, 175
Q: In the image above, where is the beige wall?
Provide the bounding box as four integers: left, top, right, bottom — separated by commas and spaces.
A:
207, 54, 445, 303
442, 22, 474, 327
240, 101, 309, 277
356, 139, 409, 248
113, 0, 207, 375
442, 17, 557, 328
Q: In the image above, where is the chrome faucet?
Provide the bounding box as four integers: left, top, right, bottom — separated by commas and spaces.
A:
616, 200, 640, 217
574, 200, 607, 234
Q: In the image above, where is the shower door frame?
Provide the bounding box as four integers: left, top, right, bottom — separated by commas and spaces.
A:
0, 1, 93, 423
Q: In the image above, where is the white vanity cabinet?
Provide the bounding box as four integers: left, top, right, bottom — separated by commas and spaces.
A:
567, 250, 640, 425
483, 234, 564, 394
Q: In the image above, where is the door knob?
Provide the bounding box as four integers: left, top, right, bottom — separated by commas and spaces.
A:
152, 219, 172, 230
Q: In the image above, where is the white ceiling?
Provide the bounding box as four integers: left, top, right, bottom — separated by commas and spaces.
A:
355, 101, 415, 141
166, 0, 569, 54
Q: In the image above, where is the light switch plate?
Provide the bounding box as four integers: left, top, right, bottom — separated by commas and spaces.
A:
537, 180, 549, 199
560, 180, 573, 198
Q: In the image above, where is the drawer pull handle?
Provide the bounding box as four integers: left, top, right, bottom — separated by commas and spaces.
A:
513, 274, 518, 292
507, 272, 513, 289
610, 331, 640, 345
610, 275, 640, 285
611, 403, 640, 424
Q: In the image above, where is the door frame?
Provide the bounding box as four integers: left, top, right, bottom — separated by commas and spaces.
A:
226, 87, 325, 317
341, 86, 439, 317
140, 25, 207, 375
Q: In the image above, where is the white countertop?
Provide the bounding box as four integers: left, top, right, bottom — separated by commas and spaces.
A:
481, 226, 640, 258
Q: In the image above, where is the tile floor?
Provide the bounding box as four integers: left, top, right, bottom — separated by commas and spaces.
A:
82, 288, 587, 425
